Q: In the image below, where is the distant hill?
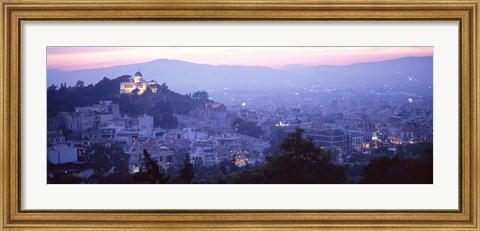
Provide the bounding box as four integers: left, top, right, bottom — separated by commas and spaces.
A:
302, 56, 433, 87
280, 64, 312, 71
47, 56, 433, 93
47, 75, 219, 128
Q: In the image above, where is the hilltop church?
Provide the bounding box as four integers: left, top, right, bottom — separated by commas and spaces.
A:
120, 71, 158, 95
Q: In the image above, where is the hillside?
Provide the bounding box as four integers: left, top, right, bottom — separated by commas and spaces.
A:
47, 75, 220, 128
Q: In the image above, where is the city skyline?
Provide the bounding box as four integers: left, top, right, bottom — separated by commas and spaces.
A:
47, 46, 433, 71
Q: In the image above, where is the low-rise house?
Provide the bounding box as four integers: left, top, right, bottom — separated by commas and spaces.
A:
47, 144, 78, 164
116, 132, 140, 145
183, 128, 208, 141
305, 129, 349, 152
47, 130, 65, 146
190, 145, 219, 167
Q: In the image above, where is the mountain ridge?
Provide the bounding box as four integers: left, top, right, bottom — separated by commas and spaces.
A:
48, 56, 433, 93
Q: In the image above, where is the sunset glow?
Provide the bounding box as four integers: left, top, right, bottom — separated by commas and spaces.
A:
47, 47, 433, 71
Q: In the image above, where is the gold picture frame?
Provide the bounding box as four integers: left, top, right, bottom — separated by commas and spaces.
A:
1, 0, 478, 230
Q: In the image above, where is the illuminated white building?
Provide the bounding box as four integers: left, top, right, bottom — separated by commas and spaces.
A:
120, 71, 157, 95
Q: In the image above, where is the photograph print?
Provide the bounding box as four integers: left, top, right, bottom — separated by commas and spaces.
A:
46, 47, 433, 184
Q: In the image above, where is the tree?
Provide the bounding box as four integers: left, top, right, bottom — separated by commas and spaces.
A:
48, 172, 84, 184
133, 149, 169, 184
85, 143, 130, 176
131, 88, 141, 95
192, 91, 209, 102
229, 168, 266, 184
177, 152, 195, 183
47, 75, 131, 117
265, 127, 287, 154
148, 100, 178, 129
360, 146, 433, 184
231, 117, 262, 138
90, 171, 133, 184
158, 83, 169, 93
47, 84, 58, 91
262, 128, 347, 184
75, 80, 85, 88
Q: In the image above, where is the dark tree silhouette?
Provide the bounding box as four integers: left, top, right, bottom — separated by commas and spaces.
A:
262, 128, 347, 184
177, 152, 195, 183
133, 149, 169, 184
85, 143, 130, 176
229, 168, 266, 184
360, 147, 433, 184
192, 91, 209, 102
231, 117, 262, 138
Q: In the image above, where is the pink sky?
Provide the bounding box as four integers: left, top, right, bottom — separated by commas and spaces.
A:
47, 47, 433, 71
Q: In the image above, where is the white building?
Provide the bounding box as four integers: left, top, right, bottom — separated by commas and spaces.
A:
47, 144, 78, 164
183, 128, 208, 141
120, 71, 158, 95
190, 146, 219, 167
137, 115, 154, 136
47, 130, 65, 146
126, 145, 175, 172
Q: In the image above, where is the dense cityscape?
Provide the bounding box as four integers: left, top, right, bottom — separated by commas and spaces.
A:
47, 49, 433, 184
